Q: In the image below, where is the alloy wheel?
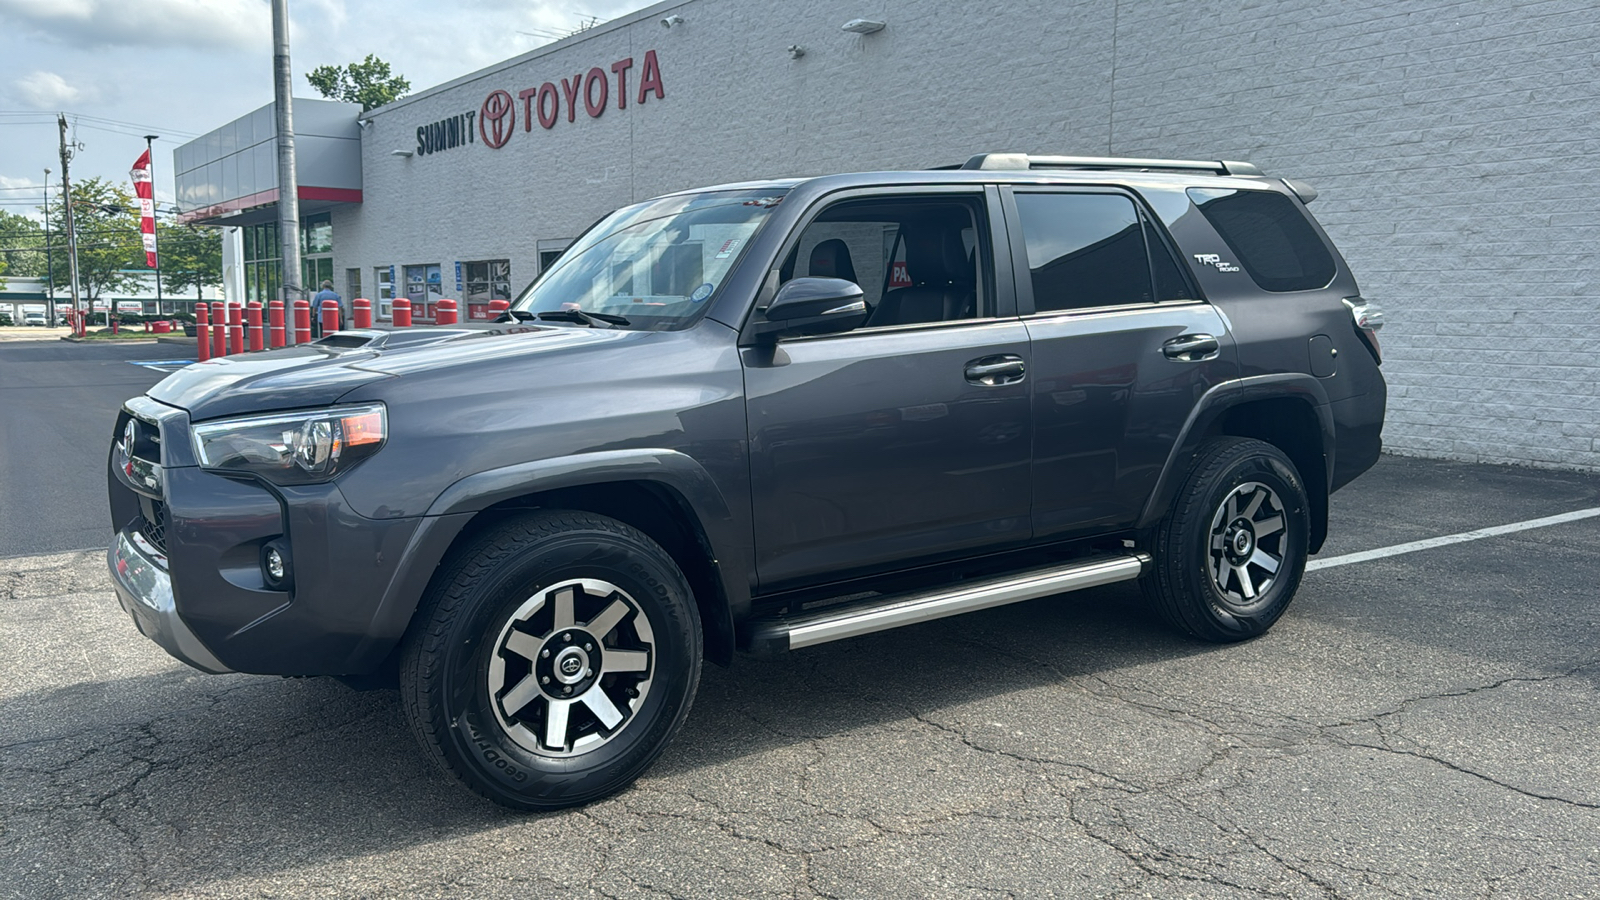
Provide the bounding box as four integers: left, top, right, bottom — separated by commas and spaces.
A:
487, 577, 655, 757
1207, 481, 1286, 608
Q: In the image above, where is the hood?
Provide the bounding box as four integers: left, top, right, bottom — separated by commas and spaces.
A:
150, 323, 610, 421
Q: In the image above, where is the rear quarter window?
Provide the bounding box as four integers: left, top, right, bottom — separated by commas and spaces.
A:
1187, 188, 1336, 292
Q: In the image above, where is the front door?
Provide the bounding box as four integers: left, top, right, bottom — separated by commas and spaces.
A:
744, 190, 1032, 590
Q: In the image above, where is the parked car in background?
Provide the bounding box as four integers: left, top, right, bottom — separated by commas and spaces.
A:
22, 312, 46, 326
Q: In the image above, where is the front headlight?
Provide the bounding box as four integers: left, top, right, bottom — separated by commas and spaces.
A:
191, 403, 387, 484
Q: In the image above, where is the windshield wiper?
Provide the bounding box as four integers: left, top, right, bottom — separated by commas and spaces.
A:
535, 309, 630, 328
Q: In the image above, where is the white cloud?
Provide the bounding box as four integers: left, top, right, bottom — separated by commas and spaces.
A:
13, 70, 90, 108
0, 0, 267, 51
294, 0, 348, 33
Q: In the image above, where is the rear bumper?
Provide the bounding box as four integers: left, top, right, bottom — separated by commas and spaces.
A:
108, 528, 233, 674
1329, 382, 1387, 493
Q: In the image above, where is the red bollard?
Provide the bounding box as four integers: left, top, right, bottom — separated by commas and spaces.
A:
210, 302, 227, 357
292, 299, 312, 344
392, 298, 412, 327
111, 316, 119, 336
353, 297, 372, 329
246, 302, 264, 352
320, 299, 341, 335
195, 304, 211, 357
227, 302, 244, 356
268, 300, 285, 348
488, 299, 510, 319
435, 299, 459, 325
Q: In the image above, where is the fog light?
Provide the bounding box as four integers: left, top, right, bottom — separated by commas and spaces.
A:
261, 539, 293, 590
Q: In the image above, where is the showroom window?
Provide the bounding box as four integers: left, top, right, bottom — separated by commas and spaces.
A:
464, 260, 512, 303
404, 263, 442, 319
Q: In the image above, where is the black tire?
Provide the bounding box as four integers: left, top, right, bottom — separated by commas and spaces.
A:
1143, 437, 1310, 642
400, 510, 702, 810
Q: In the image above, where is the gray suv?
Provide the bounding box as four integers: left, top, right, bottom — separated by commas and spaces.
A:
107, 153, 1386, 809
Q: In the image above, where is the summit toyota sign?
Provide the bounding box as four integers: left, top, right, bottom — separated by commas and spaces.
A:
412, 51, 665, 158
477, 49, 665, 152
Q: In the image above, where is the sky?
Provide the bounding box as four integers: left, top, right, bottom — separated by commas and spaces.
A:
0, 0, 648, 222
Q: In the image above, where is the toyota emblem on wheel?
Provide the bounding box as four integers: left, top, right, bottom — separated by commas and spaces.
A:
479, 90, 516, 149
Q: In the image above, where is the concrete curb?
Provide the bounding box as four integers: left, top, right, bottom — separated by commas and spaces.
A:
58, 335, 167, 345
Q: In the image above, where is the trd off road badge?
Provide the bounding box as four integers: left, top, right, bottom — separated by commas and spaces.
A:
1194, 253, 1241, 273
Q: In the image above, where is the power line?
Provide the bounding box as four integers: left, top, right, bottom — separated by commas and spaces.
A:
0, 110, 199, 140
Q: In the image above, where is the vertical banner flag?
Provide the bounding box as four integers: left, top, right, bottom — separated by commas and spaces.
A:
130, 149, 157, 268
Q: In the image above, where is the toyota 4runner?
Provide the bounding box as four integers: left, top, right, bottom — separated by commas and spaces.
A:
108, 153, 1386, 809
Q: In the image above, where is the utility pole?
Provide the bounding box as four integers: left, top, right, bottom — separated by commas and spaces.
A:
144, 134, 164, 313
57, 114, 82, 330
271, 0, 303, 307
42, 168, 55, 324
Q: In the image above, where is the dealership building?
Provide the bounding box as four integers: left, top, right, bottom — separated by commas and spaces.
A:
175, 0, 1600, 471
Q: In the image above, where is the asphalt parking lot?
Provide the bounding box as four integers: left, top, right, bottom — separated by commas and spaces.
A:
2, 339, 1598, 898
0, 338, 182, 555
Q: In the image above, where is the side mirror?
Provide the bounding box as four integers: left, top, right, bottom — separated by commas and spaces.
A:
751, 277, 869, 341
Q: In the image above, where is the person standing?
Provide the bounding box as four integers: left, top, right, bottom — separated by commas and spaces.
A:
312, 280, 344, 333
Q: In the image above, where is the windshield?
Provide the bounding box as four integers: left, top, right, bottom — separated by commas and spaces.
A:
512, 188, 789, 330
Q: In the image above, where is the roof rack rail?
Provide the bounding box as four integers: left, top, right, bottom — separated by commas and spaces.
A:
959, 153, 1264, 177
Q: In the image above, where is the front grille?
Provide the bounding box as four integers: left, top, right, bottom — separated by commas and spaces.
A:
138, 499, 168, 555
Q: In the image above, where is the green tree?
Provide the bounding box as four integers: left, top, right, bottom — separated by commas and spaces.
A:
41, 177, 144, 303
158, 218, 224, 300
0, 209, 48, 279
307, 54, 411, 111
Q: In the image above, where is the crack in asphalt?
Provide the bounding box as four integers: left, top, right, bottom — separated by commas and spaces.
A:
5, 548, 1600, 898
1323, 662, 1600, 811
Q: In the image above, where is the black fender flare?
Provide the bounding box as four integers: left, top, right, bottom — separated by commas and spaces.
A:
1137, 374, 1335, 546
342, 448, 748, 673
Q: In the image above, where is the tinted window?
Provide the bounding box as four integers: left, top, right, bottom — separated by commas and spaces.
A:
1187, 188, 1336, 292
1015, 193, 1152, 311
1146, 219, 1194, 302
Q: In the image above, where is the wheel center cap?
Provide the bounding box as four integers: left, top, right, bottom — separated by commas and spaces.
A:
1224, 518, 1255, 561
552, 646, 590, 685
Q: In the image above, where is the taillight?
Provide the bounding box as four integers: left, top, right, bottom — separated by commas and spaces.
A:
1343, 297, 1383, 364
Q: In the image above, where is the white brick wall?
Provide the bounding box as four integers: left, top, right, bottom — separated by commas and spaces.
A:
341, 0, 1600, 470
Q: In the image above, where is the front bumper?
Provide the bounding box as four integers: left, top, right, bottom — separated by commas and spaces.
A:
107, 397, 431, 677
108, 528, 233, 674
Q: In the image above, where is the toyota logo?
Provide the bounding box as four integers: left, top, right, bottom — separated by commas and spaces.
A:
479, 90, 516, 149
559, 656, 583, 676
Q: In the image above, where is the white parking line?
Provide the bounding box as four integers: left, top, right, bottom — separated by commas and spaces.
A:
1308, 506, 1600, 571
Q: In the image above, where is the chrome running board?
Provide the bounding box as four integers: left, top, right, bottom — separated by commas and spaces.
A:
747, 553, 1150, 654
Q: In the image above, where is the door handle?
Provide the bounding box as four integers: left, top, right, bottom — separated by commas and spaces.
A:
965, 355, 1026, 386
1162, 333, 1220, 362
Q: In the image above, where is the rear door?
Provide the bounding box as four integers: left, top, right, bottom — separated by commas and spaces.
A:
1001, 186, 1239, 540
743, 187, 1033, 590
